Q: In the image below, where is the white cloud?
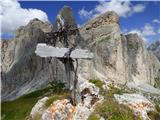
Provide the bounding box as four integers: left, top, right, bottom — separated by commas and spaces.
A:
152, 19, 160, 24
78, 0, 146, 19
133, 4, 145, 12
77, 24, 81, 28
121, 28, 128, 34
78, 7, 93, 19
127, 24, 156, 37
1, 0, 48, 35
128, 29, 142, 36
158, 28, 160, 34
126, 23, 156, 42
142, 24, 156, 36
94, 1, 132, 17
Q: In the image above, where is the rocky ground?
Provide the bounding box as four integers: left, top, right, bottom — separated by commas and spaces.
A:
28, 79, 160, 120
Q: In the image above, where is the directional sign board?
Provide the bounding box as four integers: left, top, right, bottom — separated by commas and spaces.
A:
35, 43, 94, 59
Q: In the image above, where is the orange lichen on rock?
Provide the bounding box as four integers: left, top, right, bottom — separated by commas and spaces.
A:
42, 99, 76, 120
114, 94, 155, 120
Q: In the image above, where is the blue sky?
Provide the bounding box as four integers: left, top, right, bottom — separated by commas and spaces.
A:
1, 0, 160, 44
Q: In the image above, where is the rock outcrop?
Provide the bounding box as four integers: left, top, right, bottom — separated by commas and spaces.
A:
30, 97, 49, 120
114, 93, 155, 120
42, 99, 76, 120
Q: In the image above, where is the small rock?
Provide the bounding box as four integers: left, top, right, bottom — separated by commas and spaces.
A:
100, 117, 105, 120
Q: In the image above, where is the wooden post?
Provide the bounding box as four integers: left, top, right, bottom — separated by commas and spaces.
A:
35, 43, 93, 106
73, 58, 78, 105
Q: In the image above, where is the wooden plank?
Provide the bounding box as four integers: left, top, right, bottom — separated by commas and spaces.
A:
35, 43, 93, 59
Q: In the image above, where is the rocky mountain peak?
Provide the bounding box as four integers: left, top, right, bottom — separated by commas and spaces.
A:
125, 33, 145, 48
148, 40, 160, 51
99, 11, 119, 24
148, 40, 160, 61
55, 6, 77, 31
16, 18, 53, 38
81, 11, 119, 32
52, 6, 80, 48
79, 11, 121, 50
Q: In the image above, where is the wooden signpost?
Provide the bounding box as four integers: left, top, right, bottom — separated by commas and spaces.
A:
35, 43, 93, 59
35, 22, 93, 105
35, 26, 93, 105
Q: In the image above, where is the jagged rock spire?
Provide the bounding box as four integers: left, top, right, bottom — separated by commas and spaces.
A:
53, 6, 79, 48
55, 6, 77, 31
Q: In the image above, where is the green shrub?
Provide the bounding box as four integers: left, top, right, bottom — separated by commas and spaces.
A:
154, 77, 160, 88
155, 104, 160, 113
88, 114, 100, 120
113, 87, 123, 95
50, 81, 66, 92
89, 79, 103, 89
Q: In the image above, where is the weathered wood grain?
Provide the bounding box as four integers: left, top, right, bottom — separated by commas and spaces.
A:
35, 43, 93, 59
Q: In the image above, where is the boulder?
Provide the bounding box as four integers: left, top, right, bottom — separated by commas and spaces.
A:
114, 93, 155, 120
30, 97, 49, 120
42, 99, 76, 120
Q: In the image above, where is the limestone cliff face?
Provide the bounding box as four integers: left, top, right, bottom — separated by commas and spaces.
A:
79, 11, 127, 84
125, 34, 160, 85
147, 40, 160, 88
1, 7, 160, 101
79, 11, 160, 86
1, 19, 60, 101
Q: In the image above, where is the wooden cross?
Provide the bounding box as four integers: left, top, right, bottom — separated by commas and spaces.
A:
35, 27, 93, 105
